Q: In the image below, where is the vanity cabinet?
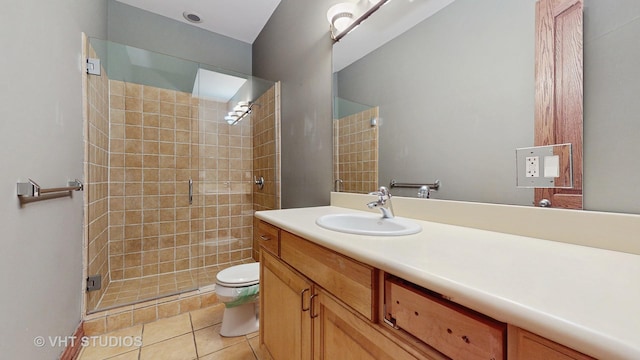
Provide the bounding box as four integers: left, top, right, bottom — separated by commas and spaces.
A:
260, 249, 312, 360
259, 229, 419, 360
258, 220, 596, 360
313, 287, 418, 360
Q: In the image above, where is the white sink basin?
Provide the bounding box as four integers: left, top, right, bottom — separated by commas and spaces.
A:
315, 213, 422, 236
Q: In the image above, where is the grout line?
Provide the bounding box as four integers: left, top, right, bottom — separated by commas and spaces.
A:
138, 321, 146, 360
189, 311, 200, 359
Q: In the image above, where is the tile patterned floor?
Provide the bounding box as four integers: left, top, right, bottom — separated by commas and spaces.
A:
78, 303, 267, 360
95, 260, 254, 311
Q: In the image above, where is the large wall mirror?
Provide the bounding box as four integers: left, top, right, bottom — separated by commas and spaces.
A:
333, 0, 640, 215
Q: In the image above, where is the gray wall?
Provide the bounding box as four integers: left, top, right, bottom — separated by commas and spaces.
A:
0, 1, 107, 359
337, 0, 536, 206
253, 0, 334, 208
107, 0, 252, 75
583, 0, 640, 214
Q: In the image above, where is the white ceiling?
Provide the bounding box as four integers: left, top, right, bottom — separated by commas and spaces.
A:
115, 0, 455, 72
116, 0, 282, 44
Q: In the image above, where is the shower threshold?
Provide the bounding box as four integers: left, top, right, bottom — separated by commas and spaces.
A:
90, 261, 252, 314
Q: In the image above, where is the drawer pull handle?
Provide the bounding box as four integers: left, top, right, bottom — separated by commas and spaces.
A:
310, 294, 319, 318
260, 235, 271, 241
301, 288, 310, 312
461, 335, 470, 344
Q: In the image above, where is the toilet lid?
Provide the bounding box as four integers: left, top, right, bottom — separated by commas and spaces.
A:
216, 262, 260, 287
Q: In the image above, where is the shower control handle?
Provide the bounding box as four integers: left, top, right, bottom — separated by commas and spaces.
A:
189, 179, 193, 205
254, 176, 265, 190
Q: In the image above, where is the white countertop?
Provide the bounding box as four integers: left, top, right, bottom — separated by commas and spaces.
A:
256, 206, 640, 360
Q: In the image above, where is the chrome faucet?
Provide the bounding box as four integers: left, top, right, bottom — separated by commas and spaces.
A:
367, 186, 394, 218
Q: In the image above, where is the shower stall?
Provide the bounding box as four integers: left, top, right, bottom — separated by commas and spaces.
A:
83, 37, 280, 314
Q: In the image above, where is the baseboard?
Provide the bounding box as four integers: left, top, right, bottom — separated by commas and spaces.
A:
59, 322, 84, 360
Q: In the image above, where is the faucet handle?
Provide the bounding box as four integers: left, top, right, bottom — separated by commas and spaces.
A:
418, 185, 430, 199
369, 186, 391, 203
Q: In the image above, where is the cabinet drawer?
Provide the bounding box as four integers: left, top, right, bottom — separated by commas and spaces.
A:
386, 278, 505, 360
507, 325, 595, 360
280, 231, 375, 321
256, 220, 280, 256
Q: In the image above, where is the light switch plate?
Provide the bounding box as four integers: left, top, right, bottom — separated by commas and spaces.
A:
516, 144, 573, 188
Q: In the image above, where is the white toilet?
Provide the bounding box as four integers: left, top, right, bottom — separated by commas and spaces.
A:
214, 262, 260, 337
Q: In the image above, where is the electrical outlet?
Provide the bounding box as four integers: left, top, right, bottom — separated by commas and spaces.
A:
526, 156, 539, 177
516, 144, 573, 188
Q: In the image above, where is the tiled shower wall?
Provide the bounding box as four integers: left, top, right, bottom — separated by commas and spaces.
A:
252, 83, 281, 260
196, 98, 254, 268
107, 81, 255, 281
334, 106, 379, 194
107, 81, 201, 281
84, 42, 111, 311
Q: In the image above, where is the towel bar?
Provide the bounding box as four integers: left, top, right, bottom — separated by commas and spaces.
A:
389, 179, 440, 191
17, 179, 83, 205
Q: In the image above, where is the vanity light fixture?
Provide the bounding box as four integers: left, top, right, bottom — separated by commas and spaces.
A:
224, 101, 253, 125
327, 0, 389, 41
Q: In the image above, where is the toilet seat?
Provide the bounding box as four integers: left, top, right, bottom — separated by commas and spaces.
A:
216, 263, 260, 287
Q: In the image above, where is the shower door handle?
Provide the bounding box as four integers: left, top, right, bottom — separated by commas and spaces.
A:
188, 179, 193, 205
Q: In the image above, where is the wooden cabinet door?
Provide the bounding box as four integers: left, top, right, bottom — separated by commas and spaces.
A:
534, 0, 583, 209
313, 288, 418, 360
260, 250, 313, 360
508, 325, 595, 360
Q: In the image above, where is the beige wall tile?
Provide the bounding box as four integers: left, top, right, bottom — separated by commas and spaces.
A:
179, 296, 201, 313
157, 301, 180, 319
106, 312, 133, 332
83, 317, 106, 336
133, 306, 157, 326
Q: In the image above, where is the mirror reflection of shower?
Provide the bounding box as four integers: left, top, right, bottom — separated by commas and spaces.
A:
333, 97, 380, 194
